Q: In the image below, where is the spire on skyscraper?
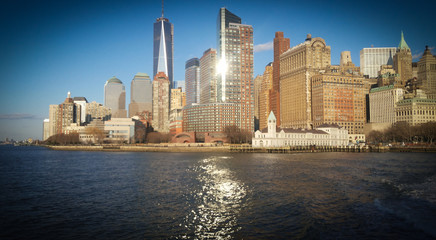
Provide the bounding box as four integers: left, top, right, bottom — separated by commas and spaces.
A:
398, 31, 410, 50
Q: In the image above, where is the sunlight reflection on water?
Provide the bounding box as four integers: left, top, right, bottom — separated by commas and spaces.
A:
181, 156, 246, 239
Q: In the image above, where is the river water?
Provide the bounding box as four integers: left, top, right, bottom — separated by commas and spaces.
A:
1, 145, 436, 239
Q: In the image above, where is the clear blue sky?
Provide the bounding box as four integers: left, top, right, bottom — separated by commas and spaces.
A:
1, 0, 435, 141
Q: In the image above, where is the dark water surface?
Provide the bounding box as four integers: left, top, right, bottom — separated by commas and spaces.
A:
1, 145, 436, 239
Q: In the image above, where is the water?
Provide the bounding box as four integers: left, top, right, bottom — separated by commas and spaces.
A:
1, 145, 436, 239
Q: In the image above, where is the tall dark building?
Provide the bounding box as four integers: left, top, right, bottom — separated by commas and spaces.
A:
153, 4, 174, 88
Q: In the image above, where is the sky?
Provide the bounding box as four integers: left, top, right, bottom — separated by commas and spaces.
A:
1, 0, 435, 141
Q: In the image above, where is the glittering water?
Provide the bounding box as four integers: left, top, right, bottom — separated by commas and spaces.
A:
1, 145, 436, 239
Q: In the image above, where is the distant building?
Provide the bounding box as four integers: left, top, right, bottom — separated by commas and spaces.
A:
417, 46, 436, 99
271, 32, 290, 126
57, 92, 81, 135
393, 32, 413, 85
152, 72, 170, 132
369, 85, 404, 123
185, 58, 200, 106
129, 73, 152, 117
200, 48, 217, 104
85, 101, 111, 123
252, 112, 348, 147
360, 47, 396, 78
104, 118, 135, 143
182, 102, 239, 137
311, 65, 366, 137
73, 97, 88, 125
259, 63, 273, 131
104, 76, 127, 118
377, 65, 402, 87
253, 74, 263, 131
173, 81, 185, 92
153, 9, 174, 88
169, 88, 185, 135
280, 34, 331, 129
43, 119, 50, 140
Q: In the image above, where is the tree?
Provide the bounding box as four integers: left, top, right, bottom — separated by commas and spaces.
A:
85, 127, 105, 144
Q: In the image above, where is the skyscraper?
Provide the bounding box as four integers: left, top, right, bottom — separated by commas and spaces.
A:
280, 34, 331, 129
185, 58, 200, 106
394, 32, 412, 85
271, 32, 290, 126
104, 76, 127, 118
200, 48, 217, 104
217, 7, 254, 132
360, 47, 396, 78
152, 72, 170, 132
129, 73, 152, 117
418, 46, 436, 99
153, 5, 174, 87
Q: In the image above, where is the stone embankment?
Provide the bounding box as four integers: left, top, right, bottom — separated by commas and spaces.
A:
47, 144, 436, 153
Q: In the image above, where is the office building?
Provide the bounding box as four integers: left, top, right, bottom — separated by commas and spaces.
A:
85, 101, 111, 123
369, 85, 404, 123
152, 72, 170, 132
48, 92, 81, 136
311, 67, 366, 137
104, 76, 127, 118
200, 48, 217, 104
185, 58, 200, 106
153, 7, 174, 87
129, 73, 153, 117
259, 63, 273, 131
254, 74, 263, 131
271, 32, 290, 126
43, 119, 50, 140
280, 34, 331, 129
174, 81, 185, 92
393, 32, 413, 85
73, 97, 88, 125
360, 47, 396, 78
396, 97, 436, 125
417, 46, 436, 99
104, 118, 135, 143
217, 7, 254, 132
169, 87, 185, 135
377, 65, 402, 87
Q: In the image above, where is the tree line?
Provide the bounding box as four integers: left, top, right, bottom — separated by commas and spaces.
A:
367, 121, 436, 144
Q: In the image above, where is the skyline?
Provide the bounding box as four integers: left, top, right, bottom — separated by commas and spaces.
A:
1, 0, 436, 140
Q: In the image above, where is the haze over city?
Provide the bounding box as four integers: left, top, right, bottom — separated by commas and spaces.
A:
1, 0, 435, 140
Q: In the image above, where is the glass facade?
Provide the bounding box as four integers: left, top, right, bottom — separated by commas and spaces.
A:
185, 58, 200, 106
153, 18, 174, 88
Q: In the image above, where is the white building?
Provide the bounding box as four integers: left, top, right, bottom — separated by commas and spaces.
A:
252, 112, 348, 147
369, 85, 404, 123
360, 47, 396, 78
104, 118, 135, 143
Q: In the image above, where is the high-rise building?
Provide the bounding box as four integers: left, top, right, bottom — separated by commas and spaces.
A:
73, 97, 88, 125
369, 85, 404, 123
129, 73, 153, 117
104, 76, 127, 118
43, 119, 50, 140
280, 34, 331, 129
85, 101, 111, 122
253, 74, 263, 131
200, 48, 217, 104
259, 63, 273, 131
312, 68, 366, 136
185, 58, 200, 106
417, 46, 436, 99
393, 32, 413, 84
48, 92, 81, 136
153, 7, 174, 88
169, 87, 185, 135
173, 81, 185, 92
217, 7, 254, 132
360, 47, 396, 78
271, 32, 290, 126
152, 72, 170, 132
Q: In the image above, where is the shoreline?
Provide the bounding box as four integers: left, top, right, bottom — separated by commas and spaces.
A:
44, 144, 436, 153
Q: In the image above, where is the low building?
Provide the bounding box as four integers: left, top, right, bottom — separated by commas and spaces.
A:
396, 97, 436, 125
252, 112, 348, 148
104, 118, 135, 143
